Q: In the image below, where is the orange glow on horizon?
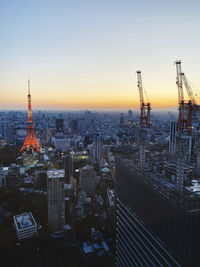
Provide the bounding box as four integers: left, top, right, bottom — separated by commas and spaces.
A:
0, 82, 179, 110
0, 96, 178, 110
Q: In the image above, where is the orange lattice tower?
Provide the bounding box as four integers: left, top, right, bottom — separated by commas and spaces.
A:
20, 80, 40, 153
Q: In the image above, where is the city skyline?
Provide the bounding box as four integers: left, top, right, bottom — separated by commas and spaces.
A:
1, 1, 200, 110
2, 2, 200, 266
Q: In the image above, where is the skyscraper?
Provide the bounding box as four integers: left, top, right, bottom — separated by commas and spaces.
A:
119, 113, 125, 126
80, 166, 96, 198
128, 109, 133, 122
62, 154, 73, 183
70, 119, 79, 133
47, 169, 65, 232
115, 156, 182, 266
93, 135, 103, 162
56, 118, 64, 132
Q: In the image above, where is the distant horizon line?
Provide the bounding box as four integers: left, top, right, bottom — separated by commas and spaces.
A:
0, 107, 178, 112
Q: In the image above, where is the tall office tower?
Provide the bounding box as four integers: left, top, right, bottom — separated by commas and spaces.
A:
115, 155, 199, 266
7, 124, 15, 144
35, 170, 47, 190
47, 169, 65, 232
128, 110, 133, 122
20, 80, 40, 153
93, 135, 103, 162
62, 154, 73, 183
80, 166, 96, 198
70, 119, 79, 133
169, 122, 177, 155
56, 118, 64, 132
119, 113, 124, 126
1, 120, 8, 139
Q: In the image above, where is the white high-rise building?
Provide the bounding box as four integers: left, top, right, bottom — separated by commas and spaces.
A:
93, 135, 103, 162
47, 169, 65, 232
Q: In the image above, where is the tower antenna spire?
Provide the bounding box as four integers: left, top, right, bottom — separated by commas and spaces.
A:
28, 79, 30, 95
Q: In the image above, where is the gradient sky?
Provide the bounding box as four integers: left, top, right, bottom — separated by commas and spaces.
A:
1, 0, 200, 110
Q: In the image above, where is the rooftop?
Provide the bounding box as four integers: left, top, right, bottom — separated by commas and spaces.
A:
185, 180, 200, 193
14, 212, 37, 230
107, 188, 115, 206
47, 169, 65, 178
82, 240, 110, 256
64, 184, 72, 190
83, 242, 94, 254
101, 167, 110, 173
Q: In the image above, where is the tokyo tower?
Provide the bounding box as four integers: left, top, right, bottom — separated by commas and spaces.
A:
20, 80, 40, 153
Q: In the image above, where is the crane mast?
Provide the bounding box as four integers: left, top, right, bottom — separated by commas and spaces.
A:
137, 70, 144, 108
181, 73, 197, 105
175, 61, 198, 132
175, 60, 184, 104
136, 70, 151, 126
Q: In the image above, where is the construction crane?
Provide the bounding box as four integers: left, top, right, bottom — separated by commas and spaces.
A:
181, 73, 197, 105
175, 60, 184, 105
136, 70, 151, 126
175, 60, 198, 131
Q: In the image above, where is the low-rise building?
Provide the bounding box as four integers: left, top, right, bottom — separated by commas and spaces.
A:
13, 212, 37, 240
107, 188, 115, 216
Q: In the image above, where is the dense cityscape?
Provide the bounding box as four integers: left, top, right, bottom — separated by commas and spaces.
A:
0, 102, 178, 266
2, 61, 200, 266
1, 1, 200, 267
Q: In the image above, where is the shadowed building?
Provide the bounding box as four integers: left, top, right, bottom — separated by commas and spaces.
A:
56, 118, 64, 132
116, 156, 184, 266
47, 169, 65, 232
80, 166, 96, 198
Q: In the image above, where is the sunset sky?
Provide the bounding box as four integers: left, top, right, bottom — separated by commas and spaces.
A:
1, 0, 200, 110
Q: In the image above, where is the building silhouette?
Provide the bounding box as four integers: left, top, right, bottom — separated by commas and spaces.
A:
62, 154, 73, 183
80, 166, 96, 198
56, 118, 64, 132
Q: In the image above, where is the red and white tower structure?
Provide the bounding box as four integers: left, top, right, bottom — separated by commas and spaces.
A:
20, 80, 40, 153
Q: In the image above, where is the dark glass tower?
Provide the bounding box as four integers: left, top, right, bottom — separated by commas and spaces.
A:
115, 154, 200, 266
56, 118, 64, 132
